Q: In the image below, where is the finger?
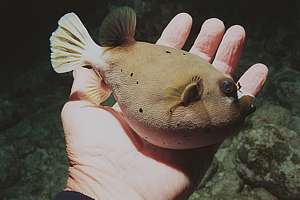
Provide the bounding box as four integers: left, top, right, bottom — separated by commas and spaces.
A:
156, 13, 192, 49
62, 69, 133, 148
69, 67, 94, 102
238, 63, 268, 96
71, 67, 90, 95
61, 100, 133, 150
212, 25, 246, 75
70, 67, 109, 108
189, 18, 225, 62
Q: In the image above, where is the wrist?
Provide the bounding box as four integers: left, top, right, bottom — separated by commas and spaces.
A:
65, 164, 144, 200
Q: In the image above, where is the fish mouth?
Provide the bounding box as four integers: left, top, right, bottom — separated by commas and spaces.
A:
239, 95, 256, 117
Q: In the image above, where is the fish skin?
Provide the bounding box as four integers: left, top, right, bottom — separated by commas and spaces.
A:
101, 42, 243, 148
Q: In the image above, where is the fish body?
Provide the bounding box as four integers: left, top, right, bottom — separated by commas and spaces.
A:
50, 7, 255, 149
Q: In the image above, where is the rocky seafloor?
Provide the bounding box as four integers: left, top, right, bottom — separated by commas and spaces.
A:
1, 0, 299, 199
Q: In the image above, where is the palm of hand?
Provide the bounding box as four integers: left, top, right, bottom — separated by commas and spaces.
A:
61, 14, 267, 200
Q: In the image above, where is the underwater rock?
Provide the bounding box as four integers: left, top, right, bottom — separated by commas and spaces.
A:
3, 148, 68, 200
189, 138, 278, 200
190, 138, 243, 199
240, 186, 279, 200
249, 102, 292, 127
288, 116, 300, 134
273, 69, 300, 115
1, 108, 68, 200
236, 124, 300, 200
0, 97, 22, 131
0, 141, 21, 197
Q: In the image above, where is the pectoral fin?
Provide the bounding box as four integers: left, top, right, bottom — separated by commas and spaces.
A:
83, 69, 115, 106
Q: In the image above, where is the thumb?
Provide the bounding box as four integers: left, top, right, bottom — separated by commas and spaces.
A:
69, 67, 99, 103
61, 67, 127, 151
62, 67, 128, 149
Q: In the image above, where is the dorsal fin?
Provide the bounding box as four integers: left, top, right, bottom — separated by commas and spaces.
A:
99, 6, 136, 47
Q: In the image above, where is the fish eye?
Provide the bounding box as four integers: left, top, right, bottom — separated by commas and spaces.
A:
220, 78, 237, 97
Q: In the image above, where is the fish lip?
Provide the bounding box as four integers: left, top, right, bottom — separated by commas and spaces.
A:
238, 94, 256, 118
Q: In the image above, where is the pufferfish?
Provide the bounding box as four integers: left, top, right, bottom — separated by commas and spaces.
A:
50, 7, 255, 149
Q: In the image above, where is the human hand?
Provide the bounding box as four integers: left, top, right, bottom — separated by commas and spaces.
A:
61, 13, 268, 200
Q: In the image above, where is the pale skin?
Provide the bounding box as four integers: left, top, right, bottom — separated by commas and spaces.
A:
61, 14, 268, 200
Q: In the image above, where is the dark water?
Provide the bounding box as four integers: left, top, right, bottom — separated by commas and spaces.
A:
1, 0, 299, 199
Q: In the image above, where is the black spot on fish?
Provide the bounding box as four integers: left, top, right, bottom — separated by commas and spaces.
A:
166, 50, 171, 53
130, 72, 134, 77
121, 69, 123, 72
82, 65, 92, 69
176, 123, 180, 127
183, 53, 186, 55
136, 81, 139, 84
139, 108, 143, 113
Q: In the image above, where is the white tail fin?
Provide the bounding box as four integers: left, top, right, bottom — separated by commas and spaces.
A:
50, 13, 100, 73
